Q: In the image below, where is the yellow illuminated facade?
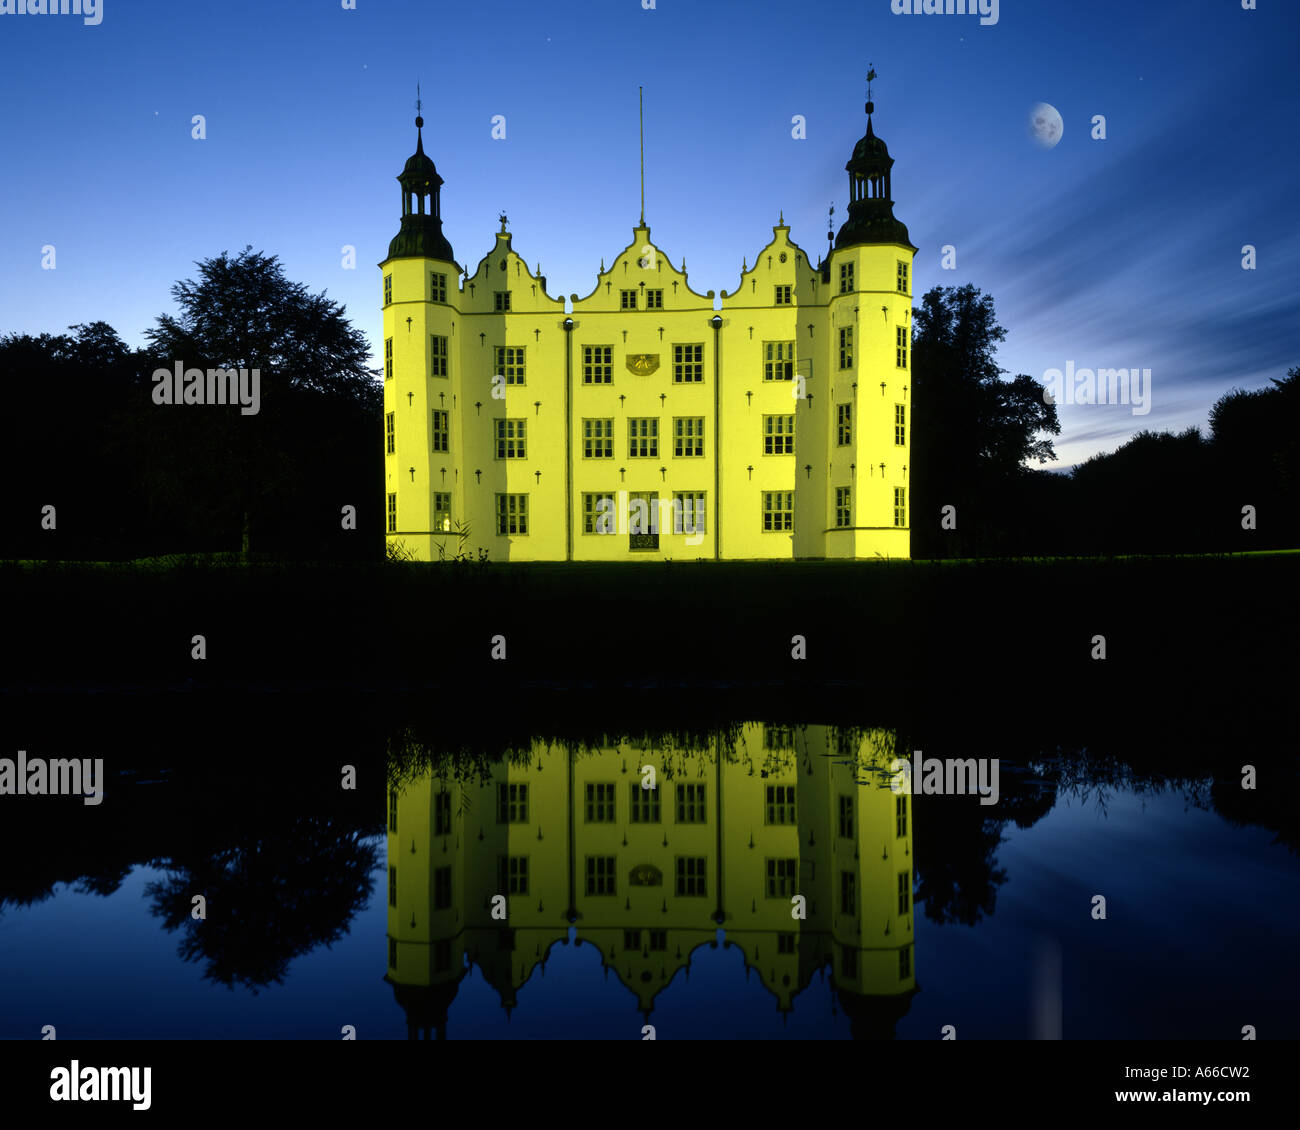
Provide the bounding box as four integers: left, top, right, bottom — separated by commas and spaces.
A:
380, 93, 916, 561
385, 725, 918, 1037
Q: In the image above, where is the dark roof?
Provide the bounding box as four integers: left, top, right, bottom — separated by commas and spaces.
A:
401, 133, 442, 185
846, 119, 890, 168
387, 216, 455, 262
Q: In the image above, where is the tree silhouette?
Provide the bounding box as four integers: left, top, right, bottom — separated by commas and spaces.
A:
144, 818, 381, 992
141, 246, 380, 557
910, 284, 1060, 557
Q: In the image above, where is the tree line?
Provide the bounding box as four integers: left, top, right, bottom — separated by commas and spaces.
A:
1, 253, 1293, 561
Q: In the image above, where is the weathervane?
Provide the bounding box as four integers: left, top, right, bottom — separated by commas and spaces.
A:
499, 211, 509, 232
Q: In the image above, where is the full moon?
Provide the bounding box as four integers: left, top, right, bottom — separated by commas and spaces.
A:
1029, 102, 1063, 149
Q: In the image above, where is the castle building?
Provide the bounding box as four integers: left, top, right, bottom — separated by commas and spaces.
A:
385, 725, 918, 1037
380, 86, 915, 561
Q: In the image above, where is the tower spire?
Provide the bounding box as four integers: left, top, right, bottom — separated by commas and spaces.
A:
832, 64, 915, 253
386, 96, 454, 263
414, 82, 425, 153
639, 86, 645, 226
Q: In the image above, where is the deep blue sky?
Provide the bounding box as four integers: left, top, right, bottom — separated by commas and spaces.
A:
1, 0, 1295, 467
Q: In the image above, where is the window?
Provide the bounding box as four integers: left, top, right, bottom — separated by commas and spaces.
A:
894, 487, 906, 528
673, 343, 703, 383
498, 856, 529, 895
432, 410, 449, 453
839, 327, 853, 370
895, 404, 906, 446
763, 491, 793, 532
434, 791, 451, 835
764, 726, 792, 749
899, 945, 911, 980
389, 790, 398, 833
843, 945, 858, 979
672, 491, 706, 535
763, 414, 794, 455
431, 334, 448, 377
897, 260, 909, 295
384, 336, 393, 380
385, 412, 395, 454
777, 933, 796, 955
676, 857, 707, 896
646, 288, 663, 309
838, 795, 854, 838
583, 345, 613, 384
766, 858, 797, 898
763, 340, 795, 381
494, 291, 511, 311
836, 728, 857, 756
898, 871, 910, 915
431, 271, 447, 303
498, 928, 515, 951
383, 274, 392, 306
673, 417, 704, 458
496, 493, 528, 535
583, 492, 616, 535
840, 871, 856, 915
388, 865, 397, 907
434, 866, 451, 910
676, 783, 706, 823
774, 284, 792, 305
495, 418, 526, 459
583, 418, 614, 459
630, 781, 661, 823
433, 940, 450, 973
498, 783, 528, 823
620, 289, 637, 310
628, 417, 658, 458
389, 937, 398, 969
896, 325, 908, 368
837, 403, 852, 446
585, 783, 616, 822
839, 261, 854, 294
647, 929, 667, 952
386, 492, 397, 533
624, 929, 641, 951
765, 785, 796, 825
433, 492, 451, 533
836, 486, 851, 528
496, 345, 525, 385
896, 795, 908, 838
628, 491, 658, 536
586, 856, 616, 895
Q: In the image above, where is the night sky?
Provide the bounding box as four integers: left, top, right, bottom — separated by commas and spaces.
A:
1, 0, 1295, 467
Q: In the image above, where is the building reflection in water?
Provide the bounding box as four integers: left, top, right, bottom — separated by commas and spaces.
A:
385, 724, 918, 1038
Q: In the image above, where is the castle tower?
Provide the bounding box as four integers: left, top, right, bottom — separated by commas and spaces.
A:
380, 105, 462, 561
814, 69, 917, 559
